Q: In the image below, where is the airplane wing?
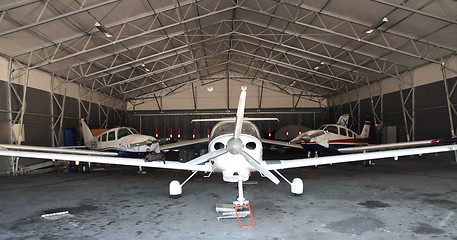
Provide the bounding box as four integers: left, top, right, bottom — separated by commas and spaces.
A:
260, 139, 303, 149
0, 147, 212, 172
264, 144, 457, 171
160, 138, 209, 151
338, 138, 457, 153
0, 144, 117, 156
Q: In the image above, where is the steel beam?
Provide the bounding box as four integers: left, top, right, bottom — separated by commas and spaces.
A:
0, 0, 121, 37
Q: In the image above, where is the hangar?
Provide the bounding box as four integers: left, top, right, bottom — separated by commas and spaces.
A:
0, 0, 456, 238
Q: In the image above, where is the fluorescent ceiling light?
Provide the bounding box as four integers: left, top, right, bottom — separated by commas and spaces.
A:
94, 22, 113, 38
364, 17, 388, 34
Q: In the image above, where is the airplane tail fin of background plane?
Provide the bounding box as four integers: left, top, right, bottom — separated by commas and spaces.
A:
81, 119, 94, 145
336, 114, 349, 127
359, 121, 371, 139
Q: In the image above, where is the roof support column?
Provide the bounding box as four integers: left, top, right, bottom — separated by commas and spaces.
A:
397, 70, 415, 141
50, 73, 68, 147
441, 63, 456, 138
6, 58, 17, 174
441, 63, 457, 163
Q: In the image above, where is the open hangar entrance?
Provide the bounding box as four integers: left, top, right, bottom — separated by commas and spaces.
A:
0, 0, 456, 238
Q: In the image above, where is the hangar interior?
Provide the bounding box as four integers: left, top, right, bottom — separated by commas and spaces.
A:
1, 1, 457, 238
0, 0, 456, 173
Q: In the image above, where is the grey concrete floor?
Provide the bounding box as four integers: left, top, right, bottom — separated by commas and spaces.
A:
0, 152, 456, 240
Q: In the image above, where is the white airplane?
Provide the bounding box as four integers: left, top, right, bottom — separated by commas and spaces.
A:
288, 120, 371, 155
80, 120, 162, 157
1, 88, 456, 213
262, 115, 370, 156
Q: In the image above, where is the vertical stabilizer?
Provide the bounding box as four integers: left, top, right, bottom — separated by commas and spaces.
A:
81, 119, 94, 146
336, 114, 349, 127
359, 121, 371, 139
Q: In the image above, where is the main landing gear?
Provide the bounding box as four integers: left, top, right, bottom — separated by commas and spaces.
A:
169, 170, 200, 198
168, 170, 304, 227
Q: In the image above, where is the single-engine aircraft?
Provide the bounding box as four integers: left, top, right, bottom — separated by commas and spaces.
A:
261, 114, 371, 156
81, 120, 161, 157
1, 88, 456, 218
79, 120, 207, 158
289, 120, 371, 154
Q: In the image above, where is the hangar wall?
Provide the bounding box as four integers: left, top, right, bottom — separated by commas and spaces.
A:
329, 57, 457, 143
127, 78, 326, 111
0, 56, 126, 174
126, 79, 327, 139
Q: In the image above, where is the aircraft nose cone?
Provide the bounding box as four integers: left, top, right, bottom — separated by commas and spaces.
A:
227, 138, 243, 155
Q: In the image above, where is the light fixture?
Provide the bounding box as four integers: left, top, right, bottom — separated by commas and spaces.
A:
314, 61, 325, 70
289, 81, 296, 87
207, 86, 214, 92
95, 21, 113, 38
364, 17, 388, 34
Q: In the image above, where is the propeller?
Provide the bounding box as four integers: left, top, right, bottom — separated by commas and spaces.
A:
290, 130, 326, 144
187, 88, 280, 185
128, 138, 171, 148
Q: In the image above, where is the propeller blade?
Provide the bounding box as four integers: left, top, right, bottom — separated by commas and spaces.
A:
186, 148, 228, 165
240, 151, 280, 185
315, 133, 329, 148
233, 90, 247, 139
309, 130, 326, 139
128, 139, 157, 148
291, 130, 326, 144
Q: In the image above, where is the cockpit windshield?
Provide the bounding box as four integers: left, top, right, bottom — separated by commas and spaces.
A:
129, 128, 139, 134
117, 128, 138, 139
211, 121, 260, 139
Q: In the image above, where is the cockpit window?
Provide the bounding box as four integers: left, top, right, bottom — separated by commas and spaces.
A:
129, 128, 139, 134
108, 131, 116, 141
211, 121, 261, 139
118, 128, 133, 139
340, 128, 347, 136
323, 125, 338, 134
101, 133, 107, 142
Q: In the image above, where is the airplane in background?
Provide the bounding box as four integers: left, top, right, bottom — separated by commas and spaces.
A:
80, 119, 162, 157
262, 114, 370, 156
1, 88, 456, 227
289, 119, 371, 155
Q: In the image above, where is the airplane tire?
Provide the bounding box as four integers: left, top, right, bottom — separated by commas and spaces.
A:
79, 163, 91, 173
169, 180, 182, 198
291, 178, 303, 196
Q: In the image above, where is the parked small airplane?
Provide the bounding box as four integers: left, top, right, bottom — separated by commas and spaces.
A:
262, 114, 370, 156
81, 120, 161, 157
1, 88, 456, 220
289, 120, 371, 155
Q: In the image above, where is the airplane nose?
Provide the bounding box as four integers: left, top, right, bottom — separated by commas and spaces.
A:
227, 138, 243, 155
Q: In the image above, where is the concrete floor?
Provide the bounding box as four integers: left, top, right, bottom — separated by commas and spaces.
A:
0, 152, 456, 240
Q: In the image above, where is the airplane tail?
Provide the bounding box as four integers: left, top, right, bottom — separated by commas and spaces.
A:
359, 120, 371, 139
336, 114, 349, 127
81, 119, 94, 146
